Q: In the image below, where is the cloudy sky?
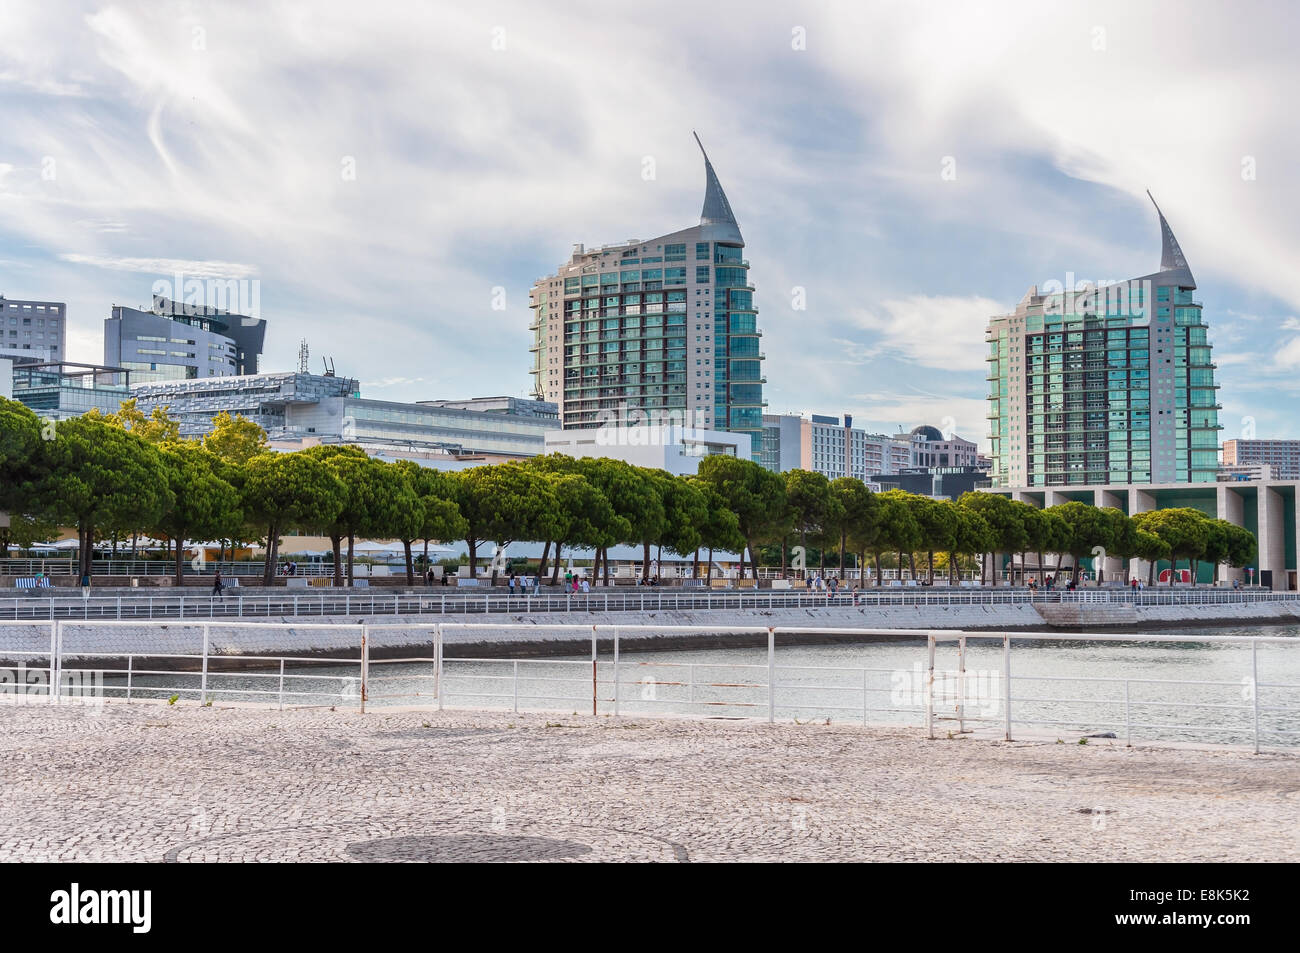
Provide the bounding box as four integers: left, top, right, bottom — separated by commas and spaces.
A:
2, 0, 1298, 449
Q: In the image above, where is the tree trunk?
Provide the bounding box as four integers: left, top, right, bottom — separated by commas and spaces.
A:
873, 552, 882, 586
1037, 551, 1044, 585
706, 547, 713, 581
262, 522, 278, 584
1191, 558, 1198, 587
780, 536, 788, 578
347, 533, 355, 583
538, 540, 551, 578
692, 547, 700, 580
840, 532, 847, 576
467, 539, 477, 578
1148, 557, 1156, 587
423, 538, 429, 576
403, 540, 414, 585
551, 542, 562, 585
642, 541, 651, 581
927, 550, 934, 584
331, 535, 344, 586
175, 537, 185, 588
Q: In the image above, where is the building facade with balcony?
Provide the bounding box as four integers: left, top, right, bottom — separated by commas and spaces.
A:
529, 134, 765, 457
986, 194, 1220, 487
1222, 439, 1300, 481
760, 414, 977, 486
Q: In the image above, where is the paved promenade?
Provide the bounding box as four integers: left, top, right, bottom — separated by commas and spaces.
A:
1, 702, 1296, 862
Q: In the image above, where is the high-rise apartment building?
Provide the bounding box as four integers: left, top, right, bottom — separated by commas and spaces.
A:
986, 195, 1220, 487
1222, 439, 1300, 480
0, 297, 66, 359
530, 135, 765, 457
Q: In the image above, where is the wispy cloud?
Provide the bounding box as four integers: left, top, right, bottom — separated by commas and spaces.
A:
57, 255, 258, 278
853, 295, 1004, 372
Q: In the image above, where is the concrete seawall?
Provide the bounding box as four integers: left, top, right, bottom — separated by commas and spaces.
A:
2, 600, 1297, 663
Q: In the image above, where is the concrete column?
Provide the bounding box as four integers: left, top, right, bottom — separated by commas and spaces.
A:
1094, 489, 1124, 583
1011, 490, 1041, 507
1215, 484, 1246, 586
1257, 485, 1286, 591
1129, 488, 1156, 582
1044, 489, 1067, 508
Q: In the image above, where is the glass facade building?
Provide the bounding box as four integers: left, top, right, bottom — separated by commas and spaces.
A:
986, 195, 1221, 487
530, 135, 765, 458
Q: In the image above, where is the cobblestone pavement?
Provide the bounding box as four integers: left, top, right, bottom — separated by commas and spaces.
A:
1, 701, 1296, 862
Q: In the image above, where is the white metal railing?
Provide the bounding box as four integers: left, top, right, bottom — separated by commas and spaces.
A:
0, 587, 1296, 621
2, 620, 1295, 752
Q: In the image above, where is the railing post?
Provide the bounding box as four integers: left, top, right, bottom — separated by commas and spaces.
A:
1252, 639, 1260, 755
1002, 633, 1012, 741
278, 658, 285, 711
48, 621, 57, 705
360, 626, 369, 714
613, 626, 620, 718
436, 623, 444, 711
926, 632, 936, 739
957, 635, 966, 734
200, 624, 210, 704
117, 596, 121, 619
767, 626, 775, 724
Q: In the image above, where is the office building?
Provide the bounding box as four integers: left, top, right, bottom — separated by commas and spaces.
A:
986, 194, 1221, 487
0, 297, 66, 359
11, 362, 131, 420
529, 134, 765, 457
131, 372, 556, 459
105, 295, 266, 383
1222, 439, 1300, 481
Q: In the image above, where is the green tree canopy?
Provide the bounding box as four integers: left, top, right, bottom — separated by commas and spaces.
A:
243, 452, 345, 583
36, 416, 173, 578
695, 455, 787, 578
153, 441, 242, 585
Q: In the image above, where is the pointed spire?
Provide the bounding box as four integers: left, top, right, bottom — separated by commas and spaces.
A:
693, 132, 740, 233
1146, 190, 1194, 284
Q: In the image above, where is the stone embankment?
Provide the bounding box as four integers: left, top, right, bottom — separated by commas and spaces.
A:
1, 599, 1296, 662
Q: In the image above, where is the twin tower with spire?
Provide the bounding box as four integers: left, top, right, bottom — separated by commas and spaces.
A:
529, 134, 764, 456
986, 193, 1219, 489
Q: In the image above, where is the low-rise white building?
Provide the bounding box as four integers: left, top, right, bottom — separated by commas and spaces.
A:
544, 425, 745, 475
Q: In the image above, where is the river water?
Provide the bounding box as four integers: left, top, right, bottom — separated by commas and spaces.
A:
92, 623, 1300, 749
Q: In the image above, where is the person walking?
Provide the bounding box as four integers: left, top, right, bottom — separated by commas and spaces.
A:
564, 569, 573, 590
212, 569, 224, 598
